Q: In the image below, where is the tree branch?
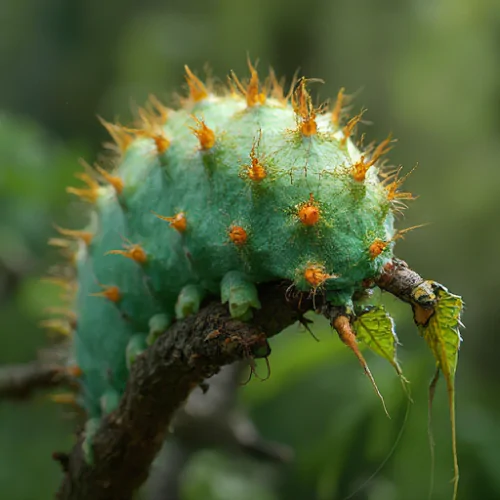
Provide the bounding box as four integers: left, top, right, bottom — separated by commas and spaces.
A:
55, 260, 430, 500
147, 362, 292, 500
375, 258, 426, 303
57, 281, 313, 500
0, 362, 67, 400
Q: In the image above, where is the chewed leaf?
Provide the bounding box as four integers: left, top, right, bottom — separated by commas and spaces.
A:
416, 283, 463, 500
353, 306, 403, 377
417, 284, 463, 380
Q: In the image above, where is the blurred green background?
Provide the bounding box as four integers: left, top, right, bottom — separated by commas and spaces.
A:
1, 0, 500, 499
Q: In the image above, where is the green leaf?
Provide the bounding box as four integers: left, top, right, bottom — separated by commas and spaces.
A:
353, 306, 403, 377
417, 284, 463, 381
417, 283, 463, 500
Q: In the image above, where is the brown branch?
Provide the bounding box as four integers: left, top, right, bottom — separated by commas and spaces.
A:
375, 258, 426, 303
55, 259, 431, 500
57, 281, 314, 500
0, 362, 67, 400
376, 258, 439, 325
147, 363, 292, 500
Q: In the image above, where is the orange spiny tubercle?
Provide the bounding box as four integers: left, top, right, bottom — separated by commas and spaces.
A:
149, 95, 168, 121
55, 226, 93, 246
66, 172, 100, 203
268, 68, 286, 103
231, 59, 266, 107
106, 244, 147, 264
246, 142, 267, 182
293, 79, 318, 136
371, 135, 394, 164
95, 165, 124, 194
332, 87, 345, 126
369, 239, 389, 259
351, 135, 394, 182
246, 60, 266, 107
184, 65, 208, 102
229, 225, 247, 246
341, 110, 366, 146
384, 166, 416, 202
298, 193, 320, 226
304, 265, 330, 287
190, 116, 216, 150
369, 223, 426, 259
151, 133, 170, 155
142, 94, 168, 124
91, 285, 121, 303
153, 211, 187, 233
98, 117, 134, 152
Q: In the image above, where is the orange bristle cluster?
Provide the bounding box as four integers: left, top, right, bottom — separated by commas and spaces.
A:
154, 211, 187, 233
341, 110, 365, 146
351, 135, 393, 182
369, 239, 389, 259
106, 243, 147, 264
331, 87, 346, 126
298, 194, 320, 226
94, 165, 124, 194
304, 265, 329, 287
91, 285, 121, 303
293, 79, 317, 136
139, 94, 169, 125
229, 225, 248, 246
134, 97, 171, 154
55, 226, 93, 246
66, 172, 100, 203
98, 117, 134, 153
39, 318, 72, 337
384, 167, 415, 202
245, 143, 267, 182
190, 116, 216, 150
184, 65, 208, 102
268, 68, 286, 103
231, 60, 266, 107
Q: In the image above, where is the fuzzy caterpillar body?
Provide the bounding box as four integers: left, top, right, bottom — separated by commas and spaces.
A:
43, 62, 465, 500
63, 65, 403, 418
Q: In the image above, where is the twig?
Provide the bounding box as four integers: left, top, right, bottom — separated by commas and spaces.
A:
375, 258, 426, 303
0, 362, 67, 400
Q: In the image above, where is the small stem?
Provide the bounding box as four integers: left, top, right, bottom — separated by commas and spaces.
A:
0, 362, 71, 400
376, 258, 426, 304
331, 313, 390, 418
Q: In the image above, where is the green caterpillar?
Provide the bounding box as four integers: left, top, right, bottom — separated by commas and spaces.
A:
48, 62, 463, 497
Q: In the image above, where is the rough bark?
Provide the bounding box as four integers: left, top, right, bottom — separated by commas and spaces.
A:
375, 258, 426, 303
57, 281, 313, 500
0, 362, 68, 400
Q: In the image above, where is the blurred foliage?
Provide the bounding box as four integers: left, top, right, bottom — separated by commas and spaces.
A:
1, 0, 500, 498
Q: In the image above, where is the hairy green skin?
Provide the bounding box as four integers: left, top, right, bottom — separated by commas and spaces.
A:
41, 66, 463, 500
72, 85, 397, 419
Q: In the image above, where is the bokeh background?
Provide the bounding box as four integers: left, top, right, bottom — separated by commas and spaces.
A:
1, 1, 500, 499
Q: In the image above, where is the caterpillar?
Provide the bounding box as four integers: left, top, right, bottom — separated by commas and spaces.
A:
46, 61, 463, 499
